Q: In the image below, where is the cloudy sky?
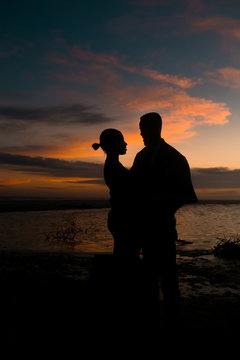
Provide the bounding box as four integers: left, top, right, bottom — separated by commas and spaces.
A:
1, 0, 240, 199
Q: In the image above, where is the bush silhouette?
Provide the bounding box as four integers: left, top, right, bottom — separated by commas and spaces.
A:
44, 215, 83, 248
213, 234, 240, 259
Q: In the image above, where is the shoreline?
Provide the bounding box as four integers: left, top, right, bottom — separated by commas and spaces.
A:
1, 246, 240, 344
1, 247, 238, 297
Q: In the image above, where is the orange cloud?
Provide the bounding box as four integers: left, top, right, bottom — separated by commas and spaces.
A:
0, 178, 31, 186
48, 41, 136, 86
141, 69, 202, 88
206, 67, 240, 88
69, 46, 121, 66
189, 15, 240, 40
49, 42, 201, 90
110, 84, 230, 141
41, 177, 103, 184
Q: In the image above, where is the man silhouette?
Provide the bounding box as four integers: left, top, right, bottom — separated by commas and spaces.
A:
131, 112, 197, 312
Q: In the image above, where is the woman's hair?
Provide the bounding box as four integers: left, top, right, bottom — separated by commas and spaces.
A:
92, 142, 101, 151
92, 128, 123, 152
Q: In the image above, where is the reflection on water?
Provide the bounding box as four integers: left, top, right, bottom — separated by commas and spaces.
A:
176, 203, 240, 251
0, 204, 240, 253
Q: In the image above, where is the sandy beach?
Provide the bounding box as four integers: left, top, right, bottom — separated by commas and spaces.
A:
1, 245, 240, 349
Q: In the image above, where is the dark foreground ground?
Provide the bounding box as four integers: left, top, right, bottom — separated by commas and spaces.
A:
1, 249, 240, 352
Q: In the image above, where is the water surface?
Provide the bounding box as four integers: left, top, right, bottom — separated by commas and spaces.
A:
0, 203, 240, 253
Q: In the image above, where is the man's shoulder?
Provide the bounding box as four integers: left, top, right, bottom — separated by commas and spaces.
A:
162, 140, 185, 160
134, 147, 148, 159
160, 140, 190, 169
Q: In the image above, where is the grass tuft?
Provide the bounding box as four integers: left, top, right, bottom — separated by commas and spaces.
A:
44, 215, 83, 248
213, 234, 240, 259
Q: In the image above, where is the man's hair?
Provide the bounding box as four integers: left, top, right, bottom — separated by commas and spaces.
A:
140, 112, 162, 131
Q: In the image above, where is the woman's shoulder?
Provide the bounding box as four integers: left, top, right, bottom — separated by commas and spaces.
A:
104, 160, 129, 180
105, 159, 128, 169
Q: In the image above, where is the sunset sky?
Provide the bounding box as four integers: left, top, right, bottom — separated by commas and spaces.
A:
1, 0, 240, 199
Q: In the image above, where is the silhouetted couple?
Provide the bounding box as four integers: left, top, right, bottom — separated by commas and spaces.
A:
92, 112, 197, 310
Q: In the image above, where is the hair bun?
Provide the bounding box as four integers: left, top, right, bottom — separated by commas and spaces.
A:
92, 143, 101, 151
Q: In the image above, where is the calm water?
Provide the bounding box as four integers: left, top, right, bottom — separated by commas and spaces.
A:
0, 203, 240, 253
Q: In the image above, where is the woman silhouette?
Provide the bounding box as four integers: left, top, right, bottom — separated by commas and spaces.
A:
92, 129, 138, 261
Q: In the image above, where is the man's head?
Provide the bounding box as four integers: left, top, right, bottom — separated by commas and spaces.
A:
139, 112, 162, 147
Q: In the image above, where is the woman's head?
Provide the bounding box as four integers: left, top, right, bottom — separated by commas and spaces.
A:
92, 128, 127, 155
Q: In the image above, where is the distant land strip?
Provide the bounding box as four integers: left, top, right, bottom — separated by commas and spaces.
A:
0, 197, 240, 212
0, 198, 110, 212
